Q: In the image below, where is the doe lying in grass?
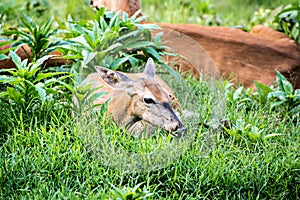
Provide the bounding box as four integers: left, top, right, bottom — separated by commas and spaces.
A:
80, 58, 186, 137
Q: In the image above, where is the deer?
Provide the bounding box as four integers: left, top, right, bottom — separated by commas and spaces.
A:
90, 0, 300, 89
90, 0, 142, 17
79, 58, 186, 137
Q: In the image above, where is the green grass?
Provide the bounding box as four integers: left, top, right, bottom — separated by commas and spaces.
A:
1, 1, 300, 199
1, 73, 299, 199
141, 0, 299, 27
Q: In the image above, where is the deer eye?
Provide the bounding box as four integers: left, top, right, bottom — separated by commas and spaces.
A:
143, 98, 156, 104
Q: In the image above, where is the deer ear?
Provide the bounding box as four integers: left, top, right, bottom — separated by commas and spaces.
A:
95, 66, 130, 86
144, 58, 156, 79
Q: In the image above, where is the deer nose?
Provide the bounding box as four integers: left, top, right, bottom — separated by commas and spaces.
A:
171, 124, 186, 138
178, 125, 186, 133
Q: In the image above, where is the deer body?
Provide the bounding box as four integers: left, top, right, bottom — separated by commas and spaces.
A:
90, 0, 300, 89
82, 58, 185, 136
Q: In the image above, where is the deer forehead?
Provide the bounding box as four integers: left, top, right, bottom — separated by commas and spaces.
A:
142, 81, 169, 102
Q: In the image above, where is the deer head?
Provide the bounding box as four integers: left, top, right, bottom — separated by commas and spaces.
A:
90, 0, 142, 17
95, 58, 186, 137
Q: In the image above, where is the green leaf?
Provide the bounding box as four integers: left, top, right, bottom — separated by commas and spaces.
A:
102, 43, 123, 54
270, 100, 286, 110
294, 89, 300, 101
281, 79, 294, 94
7, 87, 24, 103
0, 91, 9, 98
109, 56, 132, 70
275, 70, 288, 91
226, 91, 234, 103
99, 16, 108, 30
267, 90, 286, 101
263, 133, 283, 140
144, 47, 163, 61
82, 51, 98, 65
34, 72, 68, 83
143, 29, 152, 41
0, 75, 15, 83
290, 104, 300, 114
116, 30, 141, 42
254, 80, 273, 103
233, 87, 244, 100
9, 51, 22, 68
34, 83, 47, 103
130, 10, 143, 21
160, 62, 181, 83
121, 41, 155, 49
57, 81, 74, 93
30, 55, 53, 70
0, 54, 10, 61
0, 39, 14, 48
109, 11, 121, 28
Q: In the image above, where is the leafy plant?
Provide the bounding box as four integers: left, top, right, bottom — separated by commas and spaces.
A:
224, 119, 261, 142
267, 70, 300, 114
225, 83, 253, 108
223, 119, 282, 142
250, 7, 273, 28
72, 78, 108, 115
109, 183, 153, 200
253, 80, 274, 104
0, 51, 72, 110
62, 8, 177, 76
5, 14, 67, 63
274, 4, 300, 44
0, 39, 14, 61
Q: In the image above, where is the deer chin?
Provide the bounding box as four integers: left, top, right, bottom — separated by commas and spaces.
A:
169, 126, 186, 138
126, 120, 186, 138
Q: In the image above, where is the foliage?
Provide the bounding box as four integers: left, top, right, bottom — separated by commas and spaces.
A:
72, 79, 108, 115
274, 4, 300, 43
212, 0, 299, 26
250, 7, 274, 27
62, 8, 175, 75
267, 70, 300, 114
224, 70, 299, 142
0, 0, 49, 23
4, 14, 67, 63
142, 0, 222, 25
0, 39, 14, 61
109, 183, 153, 200
0, 51, 72, 110
226, 70, 300, 116
1, 74, 299, 199
0, 0, 92, 26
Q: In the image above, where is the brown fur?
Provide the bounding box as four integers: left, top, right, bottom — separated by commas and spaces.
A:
156, 23, 300, 88
81, 58, 185, 136
91, 0, 142, 17
92, 0, 300, 89
82, 71, 182, 114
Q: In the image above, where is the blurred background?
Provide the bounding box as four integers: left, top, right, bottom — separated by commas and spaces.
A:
1, 0, 299, 28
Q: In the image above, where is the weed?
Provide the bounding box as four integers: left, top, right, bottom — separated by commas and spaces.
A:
274, 4, 300, 44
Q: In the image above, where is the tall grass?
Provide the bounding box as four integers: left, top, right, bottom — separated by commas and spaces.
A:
1, 71, 299, 199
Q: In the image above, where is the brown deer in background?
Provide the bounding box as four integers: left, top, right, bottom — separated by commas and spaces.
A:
91, 0, 300, 89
